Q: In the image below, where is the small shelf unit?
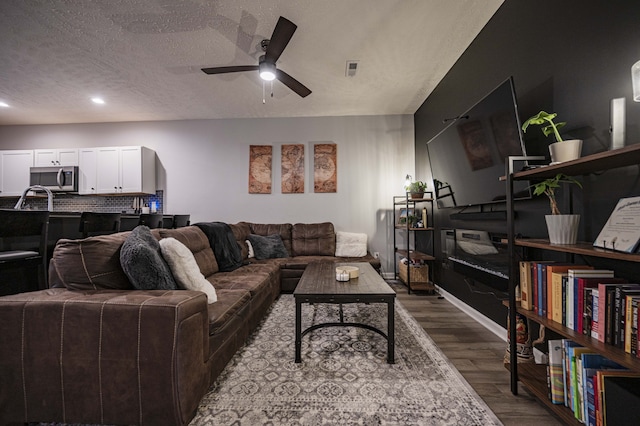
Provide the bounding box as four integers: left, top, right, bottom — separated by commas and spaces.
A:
392, 193, 435, 293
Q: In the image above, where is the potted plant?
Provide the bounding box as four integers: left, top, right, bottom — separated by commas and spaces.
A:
532, 173, 583, 244
521, 111, 582, 164
406, 180, 427, 199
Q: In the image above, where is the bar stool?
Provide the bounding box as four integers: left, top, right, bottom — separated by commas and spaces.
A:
79, 212, 121, 238
0, 209, 50, 294
138, 213, 163, 229
171, 214, 191, 228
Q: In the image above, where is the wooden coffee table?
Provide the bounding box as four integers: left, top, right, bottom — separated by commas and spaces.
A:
294, 262, 396, 364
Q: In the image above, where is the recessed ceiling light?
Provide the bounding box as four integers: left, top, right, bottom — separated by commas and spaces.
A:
91, 97, 105, 105
0, 102, 9, 108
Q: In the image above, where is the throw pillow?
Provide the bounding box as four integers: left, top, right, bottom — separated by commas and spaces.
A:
246, 240, 255, 258
335, 231, 368, 257
120, 226, 178, 290
159, 237, 217, 303
247, 234, 289, 260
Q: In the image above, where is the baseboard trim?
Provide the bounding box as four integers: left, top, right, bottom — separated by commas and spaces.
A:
435, 285, 507, 342
382, 272, 395, 280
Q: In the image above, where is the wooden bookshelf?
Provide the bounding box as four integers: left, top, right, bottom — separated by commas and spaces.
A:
504, 362, 580, 425
515, 239, 640, 263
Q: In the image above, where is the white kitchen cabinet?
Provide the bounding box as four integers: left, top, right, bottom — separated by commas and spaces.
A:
79, 146, 156, 195
0, 150, 34, 197
34, 148, 79, 167
78, 148, 98, 194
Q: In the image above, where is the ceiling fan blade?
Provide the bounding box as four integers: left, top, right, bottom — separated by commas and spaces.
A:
201, 65, 258, 75
275, 69, 312, 98
264, 17, 297, 63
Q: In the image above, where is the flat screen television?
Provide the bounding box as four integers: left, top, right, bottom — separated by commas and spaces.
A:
426, 77, 530, 208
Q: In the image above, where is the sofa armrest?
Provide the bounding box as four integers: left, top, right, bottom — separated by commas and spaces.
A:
0, 288, 209, 426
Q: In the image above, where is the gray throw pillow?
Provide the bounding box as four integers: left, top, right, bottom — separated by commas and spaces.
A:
120, 225, 178, 290
247, 234, 289, 260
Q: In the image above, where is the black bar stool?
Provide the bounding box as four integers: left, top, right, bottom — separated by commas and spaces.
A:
171, 214, 191, 228
0, 209, 50, 294
138, 213, 163, 229
79, 212, 121, 238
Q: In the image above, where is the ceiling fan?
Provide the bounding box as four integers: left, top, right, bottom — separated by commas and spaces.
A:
201, 16, 312, 98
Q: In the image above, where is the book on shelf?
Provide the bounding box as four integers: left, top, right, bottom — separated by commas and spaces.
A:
580, 353, 624, 425
576, 277, 626, 336
614, 285, 640, 348
547, 264, 592, 322
568, 269, 614, 331
630, 297, 640, 355
603, 284, 638, 345
531, 261, 555, 317
571, 346, 596, 419
562, 339, 581, 408
591, 288, 600, 340
548, 339, 565, 404
519, 261, 533, 310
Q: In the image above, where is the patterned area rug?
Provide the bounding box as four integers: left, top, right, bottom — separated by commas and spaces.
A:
189, 294, 502, 425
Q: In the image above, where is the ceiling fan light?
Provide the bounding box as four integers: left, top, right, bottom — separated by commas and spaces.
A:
259, 61, 276, 81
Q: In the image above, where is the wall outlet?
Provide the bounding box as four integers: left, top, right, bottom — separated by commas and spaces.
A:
373, 252, 380, 258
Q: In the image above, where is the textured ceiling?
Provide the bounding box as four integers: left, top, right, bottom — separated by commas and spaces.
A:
0, 0, 503, 125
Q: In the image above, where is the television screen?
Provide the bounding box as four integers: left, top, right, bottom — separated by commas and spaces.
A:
427, 77, 530, 208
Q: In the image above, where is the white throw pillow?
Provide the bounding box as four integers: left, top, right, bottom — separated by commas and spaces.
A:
335, 231, 367, 257
159, 237, 217, 303
245, 239, 255, 258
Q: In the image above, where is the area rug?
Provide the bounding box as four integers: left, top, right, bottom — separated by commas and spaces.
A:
189, 295, 502, 425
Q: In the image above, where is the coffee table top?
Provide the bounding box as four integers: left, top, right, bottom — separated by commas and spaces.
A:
294, 262, 395, 297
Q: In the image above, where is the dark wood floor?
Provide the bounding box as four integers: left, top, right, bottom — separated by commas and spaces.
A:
390, 281, 563, 426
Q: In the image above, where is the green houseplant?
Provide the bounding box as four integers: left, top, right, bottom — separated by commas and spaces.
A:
522, 111, 582, 163
406, 181, 427, 199
532, 173, 582, 244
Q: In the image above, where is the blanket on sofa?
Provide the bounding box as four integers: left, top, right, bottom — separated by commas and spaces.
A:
195, 222, 244, 272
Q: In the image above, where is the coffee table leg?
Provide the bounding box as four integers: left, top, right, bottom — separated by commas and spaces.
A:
295, 298, 302, 363
387, 299, 395, 364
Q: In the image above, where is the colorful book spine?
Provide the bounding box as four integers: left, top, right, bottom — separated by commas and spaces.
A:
551, 272, 566, 324
548, 339, 565, 404
519, 261, 533, 310
591, 289, 600, 340
632, 298, 640, 355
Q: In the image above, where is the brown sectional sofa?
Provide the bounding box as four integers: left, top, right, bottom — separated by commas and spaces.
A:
0, 221, 380, 426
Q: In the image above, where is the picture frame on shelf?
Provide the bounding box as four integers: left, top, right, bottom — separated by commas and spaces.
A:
397, 208, 416, 225
593, 196, 640, 253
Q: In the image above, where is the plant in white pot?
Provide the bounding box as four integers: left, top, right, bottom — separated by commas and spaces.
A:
522, 111, 582, 164
533, 173, 583, 244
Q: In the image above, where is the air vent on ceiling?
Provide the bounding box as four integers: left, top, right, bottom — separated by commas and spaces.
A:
345, 60, 359, 77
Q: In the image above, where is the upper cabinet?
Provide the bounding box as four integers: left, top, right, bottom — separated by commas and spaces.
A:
79, 146, 156, 195
0, 150, 34, 197
34, 148, 79, 167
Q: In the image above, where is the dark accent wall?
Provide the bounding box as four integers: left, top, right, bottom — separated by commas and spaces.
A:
414, 0, 640, 326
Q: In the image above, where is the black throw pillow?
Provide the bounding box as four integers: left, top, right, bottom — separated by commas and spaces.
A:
247, 234, 289, 260
120, 225, 178, 290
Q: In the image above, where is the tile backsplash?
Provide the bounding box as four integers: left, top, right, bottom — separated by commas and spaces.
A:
0, 190, 164, 214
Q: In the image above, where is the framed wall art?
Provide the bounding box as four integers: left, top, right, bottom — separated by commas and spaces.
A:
281, 144, 304, 194
313, 143, 337, 193
249, 145, 272, 194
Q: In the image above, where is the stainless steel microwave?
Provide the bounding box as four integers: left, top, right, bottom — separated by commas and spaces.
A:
29, 166, 78, 192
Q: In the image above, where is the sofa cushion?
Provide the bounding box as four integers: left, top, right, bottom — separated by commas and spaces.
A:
335, 231, 368, 257
207, 289, 252, 336
159, 226, 219, 276
292, 222, 335, 256
159, 237, 217, 303
250, 223, 293, 255
247, 234, 289, 259
49, 232, 133, 290
120, 226, 178, 290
